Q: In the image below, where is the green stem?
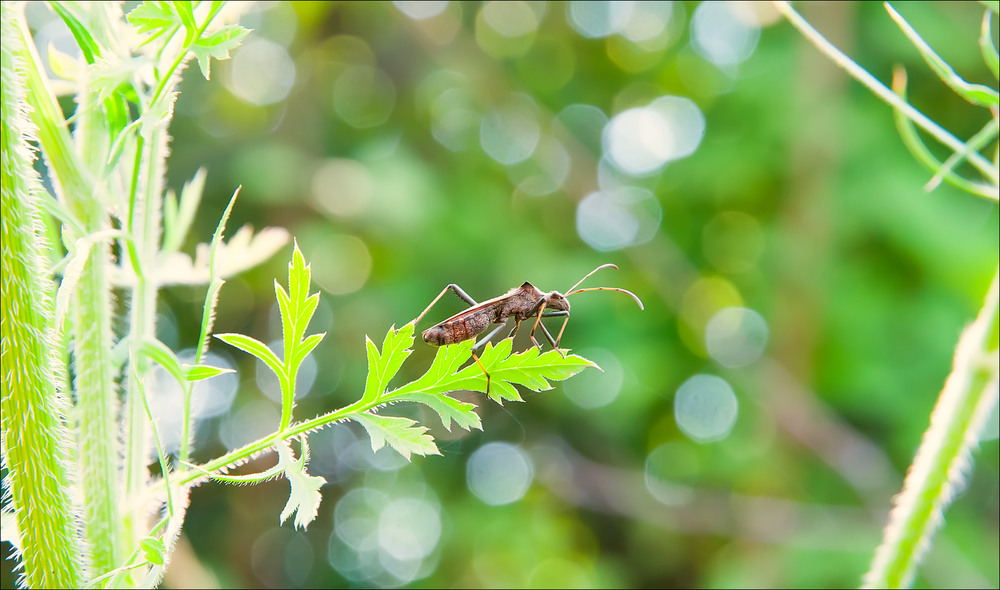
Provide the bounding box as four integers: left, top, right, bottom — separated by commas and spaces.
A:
14, 7, 122, 579
863, 269, 1000, 588
1, 6, 83, 588
773, 1, 998, 186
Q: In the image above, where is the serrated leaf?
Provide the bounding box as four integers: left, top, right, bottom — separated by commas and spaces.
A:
127, 1, 181, 35
173, 1, 196, 38
162, 168, 206, 256
139, 537, 165, 566
361, 324, 415, 404
396, 392, 482, 431
217, 333, 284, 379
46, 42, 83, 82
88, 53, 142, 103
183, 364, 234, 381
191, 24, 250, 79
140, 338, 186, 387
49, 1, 100, 64
275, 440, 326, 530
138, 91, 177, 139
288, 240, 310, 305
351, 412, 439, 460
292, 333, 325, 367
390, 338, 597, 403
393, 338, 476, 396
154, 225, 290, 286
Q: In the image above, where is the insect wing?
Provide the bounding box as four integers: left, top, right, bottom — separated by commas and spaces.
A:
434, 291, 514, 325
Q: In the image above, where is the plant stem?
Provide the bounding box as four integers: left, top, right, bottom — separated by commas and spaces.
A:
14, 8, 122, 578
863, 269, 1000, 588
1, 4, 83, 587
773, 1, 998, 187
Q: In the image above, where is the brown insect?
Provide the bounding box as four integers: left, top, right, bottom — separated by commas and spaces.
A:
410, 264, 644, 393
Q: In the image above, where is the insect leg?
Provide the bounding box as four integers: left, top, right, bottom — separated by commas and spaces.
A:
529, 301, 548, 351
412, 284, 478, 327
539, 310, 570, 353
471, 350, 491, 396
473, 319, 508, 350
508, 316, 559, 355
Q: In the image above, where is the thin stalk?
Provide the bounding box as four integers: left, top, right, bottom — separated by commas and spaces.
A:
863, 269, 1000, 588
773, 1, 998, 186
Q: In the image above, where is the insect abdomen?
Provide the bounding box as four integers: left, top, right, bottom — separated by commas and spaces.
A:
422, 313, 492, 346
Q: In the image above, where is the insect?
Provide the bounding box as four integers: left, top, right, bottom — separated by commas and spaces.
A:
411, 264, 644, 393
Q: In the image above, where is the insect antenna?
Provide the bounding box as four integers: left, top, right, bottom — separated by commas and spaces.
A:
563, 264, 644, 310
564, 263, 619, 293
565, 286, 644, 310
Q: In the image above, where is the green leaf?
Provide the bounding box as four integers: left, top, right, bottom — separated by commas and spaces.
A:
161, 167, 206, 257
291, 333, 325, 368
184, 364, 234, 381
138, 91, 177, 139
351, 412, 440, 460
140, 338, 186, 387
288, 240, 310, 307
361, 324, 415, 404
45, 42, 83, 82
394, 338, 478, 395
217, 333, 285, 379
396, 392, 482, 431
173, 1, 196, 39
275, 439, 326, 530
393, 337, 597, 404
181, 458, 284, 485
139, 537, 165, 566
49, 1, 100, 64
190, 24, 250, 80
126, 1, 181, 36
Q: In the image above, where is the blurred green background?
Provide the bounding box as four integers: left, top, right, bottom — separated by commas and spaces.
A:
8, 1, 1000, 588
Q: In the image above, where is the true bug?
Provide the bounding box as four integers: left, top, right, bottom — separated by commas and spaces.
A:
411, 264, 643, 393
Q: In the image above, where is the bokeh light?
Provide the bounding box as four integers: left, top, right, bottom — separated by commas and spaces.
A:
556, 103, 608, 155
218, 400, 281, 450
620, 1, 675, 43
566, 0, 632, 38
480, 96, 541, 166
674, 374, 739, 443
644, 441, 698, 506
333, 65, 397, 129
466, 442, 534, 505
227, 38, 296, 106
690, 1, 761, 68
27, 2, 993, 589
251, 527, 314, 588
147, 350, 238, 456
603, 95, 705, 176
311, 158, 374, 219
329, 485, 441, 587
255, 339, 318, 402
705, 306, 769, 368
575, 185, 662, 251
393, 0, 449, 21
562, 348, 624, 409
